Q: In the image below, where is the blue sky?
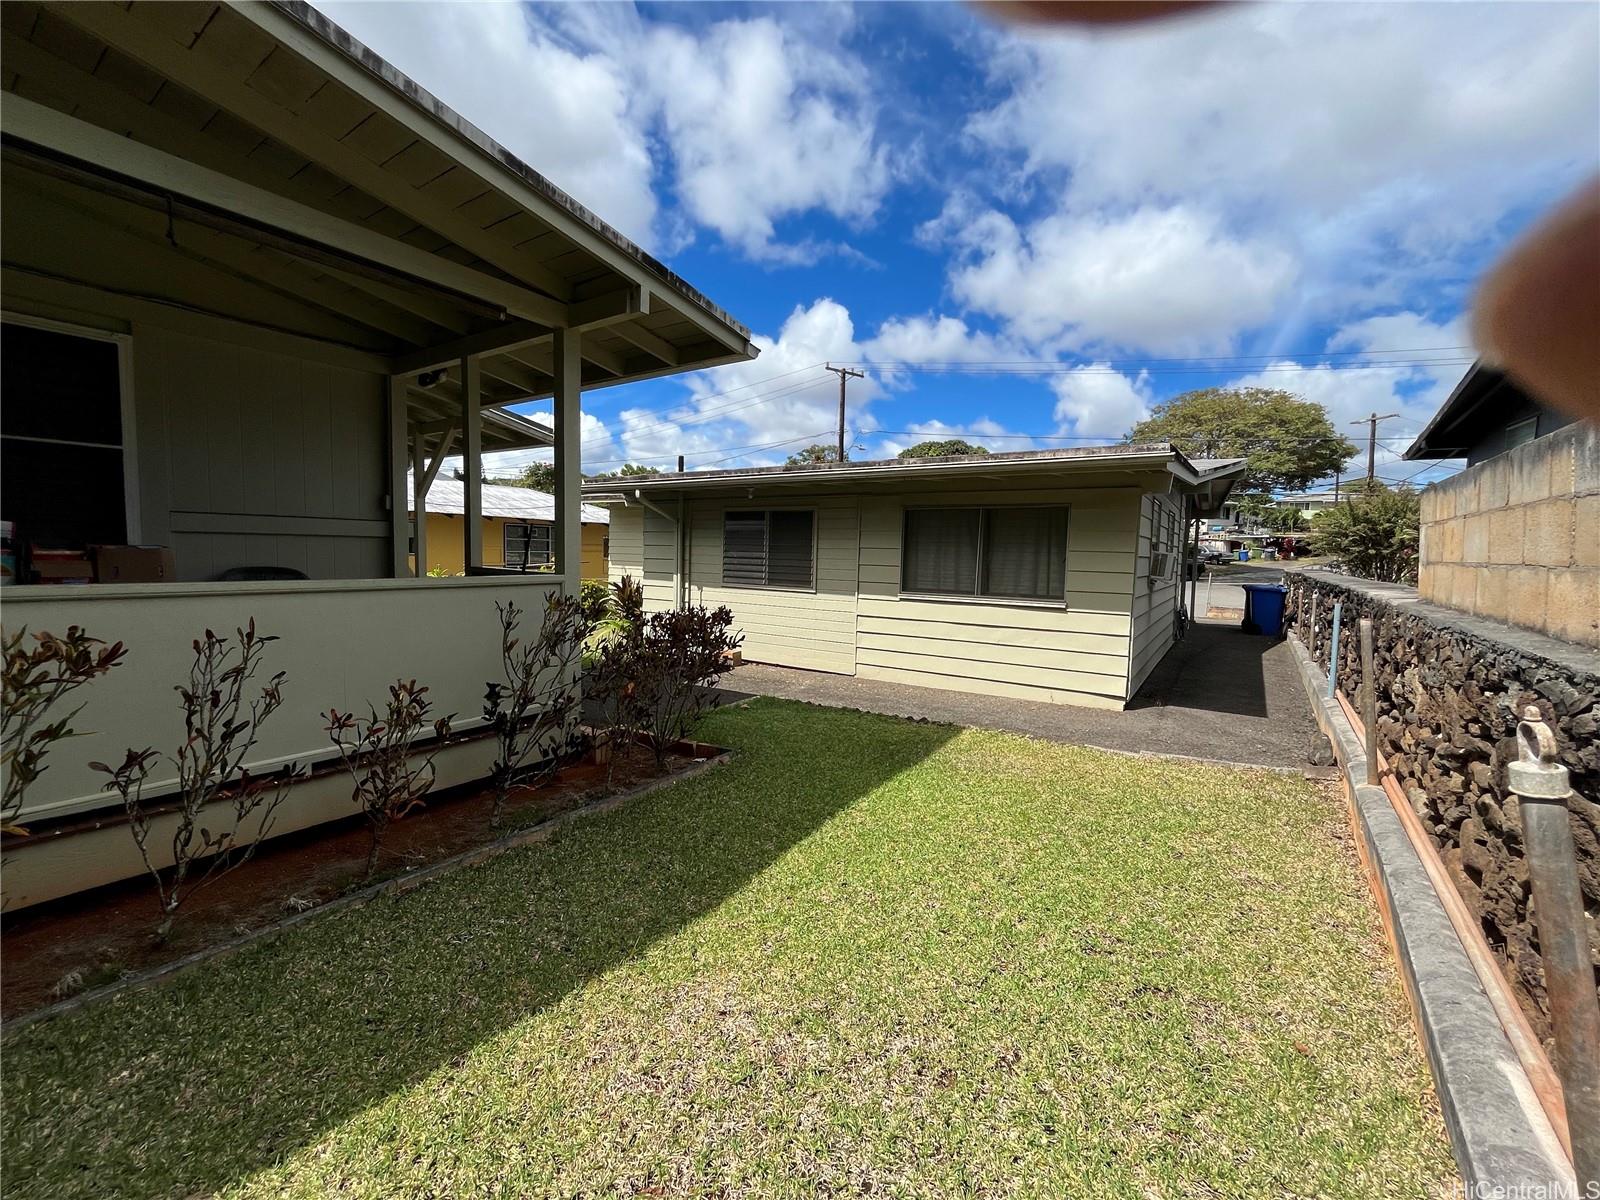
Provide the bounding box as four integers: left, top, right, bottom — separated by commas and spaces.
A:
325, 0, 1599, 488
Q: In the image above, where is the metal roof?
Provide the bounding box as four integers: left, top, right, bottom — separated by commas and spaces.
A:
409, 475, 608, 524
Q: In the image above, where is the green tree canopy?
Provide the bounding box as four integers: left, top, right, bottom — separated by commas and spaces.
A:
589, 463, 663, 479
1127, 387, 1356, 494
510, 461, 556, 492
785, 444, 841, 467
1309, 483, 1420, 584
896, 439, 991, 460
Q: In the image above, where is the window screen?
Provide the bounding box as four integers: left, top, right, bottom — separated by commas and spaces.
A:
902, 506, 1068, 601
504, 522, 553, 569
722, 510, 815, 588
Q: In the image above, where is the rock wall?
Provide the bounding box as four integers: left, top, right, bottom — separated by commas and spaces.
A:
1285, 572, 1599, 1039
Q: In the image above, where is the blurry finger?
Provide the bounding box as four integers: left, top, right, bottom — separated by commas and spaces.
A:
981, 2, 1222, 27
1473, 178, 1600, 423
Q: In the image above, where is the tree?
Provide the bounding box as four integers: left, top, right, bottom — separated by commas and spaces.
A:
1309, 483, 1421, 583
590, 463, 662, 479
1262, 505, 1308, 533
896, 439, 990, 460
1127, 388, 1356, 494
511, 461, 556, 492
785, 444, 840, 467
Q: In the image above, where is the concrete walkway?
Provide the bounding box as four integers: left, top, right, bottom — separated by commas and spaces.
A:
719, 620, 1322, 770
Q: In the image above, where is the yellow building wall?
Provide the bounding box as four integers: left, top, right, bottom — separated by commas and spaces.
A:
414, 515, 607, 580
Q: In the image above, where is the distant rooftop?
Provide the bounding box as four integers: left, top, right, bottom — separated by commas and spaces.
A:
409, 475, 609, 524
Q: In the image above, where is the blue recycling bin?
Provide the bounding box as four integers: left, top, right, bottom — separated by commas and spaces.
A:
1237, 549, 1250, 562
1241, 583, 1288, 636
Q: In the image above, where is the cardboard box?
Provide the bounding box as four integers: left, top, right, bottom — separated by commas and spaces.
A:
32, 555, 94, 584
92, 545, 177, 583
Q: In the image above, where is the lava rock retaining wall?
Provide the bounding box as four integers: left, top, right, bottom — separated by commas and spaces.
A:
1285, 571, 1599, 1039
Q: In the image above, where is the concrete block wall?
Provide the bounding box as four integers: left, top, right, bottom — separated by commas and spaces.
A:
1418, 422, 1600, 648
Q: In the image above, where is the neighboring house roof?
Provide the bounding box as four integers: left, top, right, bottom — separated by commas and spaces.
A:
408, 475, 609, 525
1403, 362, 1573, 460
582, 444, 1248, 516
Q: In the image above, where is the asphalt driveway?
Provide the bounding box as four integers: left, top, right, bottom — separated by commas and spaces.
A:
718, 619, 1322, 771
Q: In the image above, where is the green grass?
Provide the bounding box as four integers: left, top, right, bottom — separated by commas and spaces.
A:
2, 699, 1453, 1198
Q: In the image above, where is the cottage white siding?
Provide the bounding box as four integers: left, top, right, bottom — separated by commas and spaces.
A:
855, 488, 1138, 710
608, 483, 1162, 710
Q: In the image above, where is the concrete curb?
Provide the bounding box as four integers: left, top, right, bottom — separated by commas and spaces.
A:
2, 751, 732, 1038
1288, 634, 1573, 1193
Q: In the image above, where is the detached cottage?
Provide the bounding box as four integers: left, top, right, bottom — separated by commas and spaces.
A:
586, 446, 1245, 711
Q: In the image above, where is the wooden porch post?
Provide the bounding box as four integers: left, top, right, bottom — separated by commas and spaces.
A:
386, 376, 408, 578
461, 355, 483, 570
553, 327, 582, 590
410, 424, 427, 578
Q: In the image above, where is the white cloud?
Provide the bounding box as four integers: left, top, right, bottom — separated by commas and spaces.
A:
1049, 365, 1153, 439
318, 1, 658, 246
966, 4, 1598, 331
928, 204, 1297, 353
642, 17, 892, 260
971, 4, 1598, 225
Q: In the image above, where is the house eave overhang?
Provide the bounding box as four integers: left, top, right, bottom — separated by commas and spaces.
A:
582, 444, 1214, 501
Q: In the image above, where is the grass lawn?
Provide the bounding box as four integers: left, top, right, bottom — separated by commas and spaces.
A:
2, 699, 1453, 1198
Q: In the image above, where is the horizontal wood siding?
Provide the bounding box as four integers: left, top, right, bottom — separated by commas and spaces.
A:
1128, 493, 1182, 697
687, 497, 859, 674
608, 504, 644, 587
855, 487, 1139, 708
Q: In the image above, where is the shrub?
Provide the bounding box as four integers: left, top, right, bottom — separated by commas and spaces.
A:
93, 621, 299, 940
633, 605, 741, 765
585, 575, 643, 659
578, 580, 612, 625
588, 587, 741, 777
481, 595, 590, 826
1309, 485, 1421, 584
2, 625, 126, 835
326, 680, 453, 880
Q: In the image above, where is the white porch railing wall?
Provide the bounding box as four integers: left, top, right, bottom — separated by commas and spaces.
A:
4, 574, 565, 824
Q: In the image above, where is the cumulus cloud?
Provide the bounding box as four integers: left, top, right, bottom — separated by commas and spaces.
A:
1050, 365, 1153, 440
642, 17, 892, 260
926, 204, 1297, 354
611, 298, 881, 468
965, 3, 1598, 333
320, 4, 892, 261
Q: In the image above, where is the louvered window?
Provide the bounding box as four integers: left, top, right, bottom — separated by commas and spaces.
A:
902, 505, 1069, 602
504, 523, 553, 570
722, 510, 815, 589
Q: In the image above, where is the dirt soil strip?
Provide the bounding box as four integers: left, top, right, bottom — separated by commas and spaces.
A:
1, 752, 732, 1039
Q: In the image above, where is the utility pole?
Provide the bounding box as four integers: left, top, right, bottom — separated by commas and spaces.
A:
1350, 411, 1400, 486
825, 363, 864, 462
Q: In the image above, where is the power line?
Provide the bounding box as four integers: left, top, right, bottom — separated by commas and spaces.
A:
842, 359, 1473, 377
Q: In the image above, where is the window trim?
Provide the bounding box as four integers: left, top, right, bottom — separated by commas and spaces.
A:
898, 502, 1071, 607
502, 521, 553, 570
720, 506, 819, 593
2, 311, 140, 542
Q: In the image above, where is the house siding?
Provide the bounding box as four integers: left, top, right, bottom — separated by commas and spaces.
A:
606, 483, 1172, 710
419, 514, 607, 580
1128, 493, 1183, 697
855, 487, 1138, 710
686, 496, 860, 674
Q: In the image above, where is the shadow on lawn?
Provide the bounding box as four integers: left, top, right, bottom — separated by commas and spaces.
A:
2, 698, 957, 1199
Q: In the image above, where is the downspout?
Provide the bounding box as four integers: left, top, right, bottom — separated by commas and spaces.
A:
629, 489, 683, 608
